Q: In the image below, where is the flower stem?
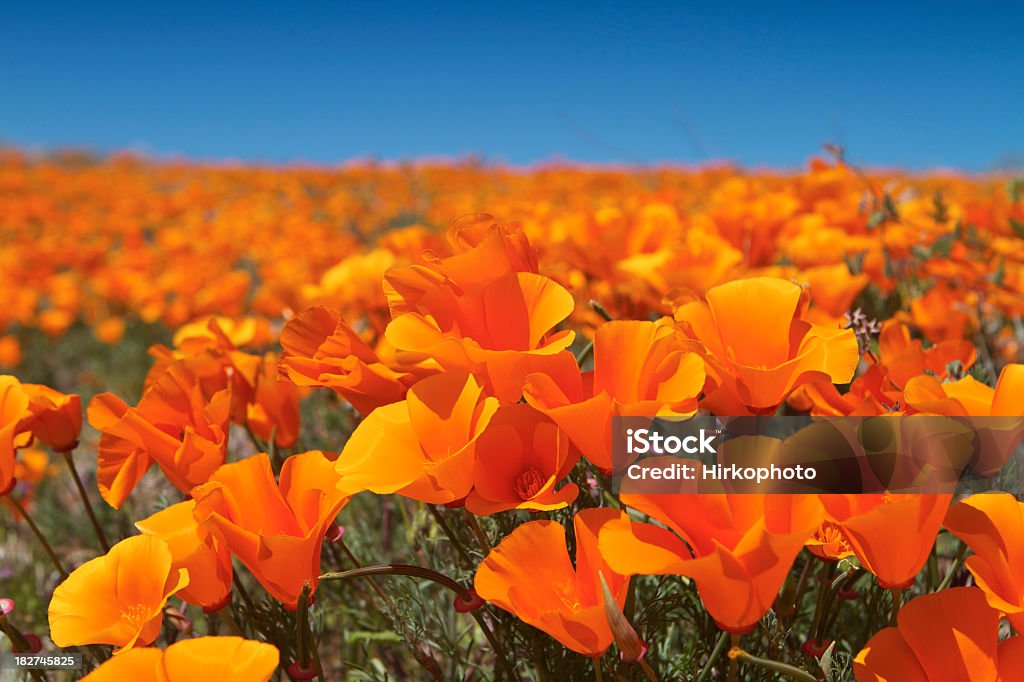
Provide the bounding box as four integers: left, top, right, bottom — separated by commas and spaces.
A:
890, 587, 904, 627
728, 647, 817, 682
590, 299, 615, 322
593, 657, 604, 682
727, 633, 740, 682
10, 495, 67, 579
61, 450, 109, 552
696, 631, 729, 682
427, 504, 474, 568
462, 509, 490, 553
935, 542, 969, 592
296, 583, 324, 682
810, 561, 836, 645
638, 658, 660, 682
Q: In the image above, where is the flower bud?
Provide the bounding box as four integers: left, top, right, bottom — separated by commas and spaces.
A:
599, 572, 646, 663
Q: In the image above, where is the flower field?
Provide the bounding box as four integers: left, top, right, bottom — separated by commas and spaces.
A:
2, 148, 1024, 680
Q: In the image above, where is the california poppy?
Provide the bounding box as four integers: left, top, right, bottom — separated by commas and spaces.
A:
81, 636, 280, 681
0, 375, 30, 494
674, 277, 860, 415
191, 451, 349, 608
945, 492, 1024, 634
524, 320, 704, 470
904, 363, 1024, 417
382, 219, 574, 403
599, 494, 823, 634
853, 587, 1024, 681
88, 359, 231, 508
464, 403, 579, 515
474, 508, 629, 656
820, 493, 951, 589
136, 500, 233, 612
19, 384, 82, 452
336, 372, 498, 504
48, 535, 189, 651
246, 353, 301, 448
278, 305, 413, 416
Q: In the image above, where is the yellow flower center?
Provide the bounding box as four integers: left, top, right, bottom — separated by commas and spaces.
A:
120, 603, 150, 629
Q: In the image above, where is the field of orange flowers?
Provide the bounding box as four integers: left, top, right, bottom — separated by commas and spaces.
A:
2, 148, 1024, 680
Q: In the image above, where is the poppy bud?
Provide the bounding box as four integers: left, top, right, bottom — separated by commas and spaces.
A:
599, 572, 646, 663
0, 598, 13, 615
164, 607, 193, 635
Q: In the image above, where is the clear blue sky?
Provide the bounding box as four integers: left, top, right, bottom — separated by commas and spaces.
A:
2, 2, 1022, 170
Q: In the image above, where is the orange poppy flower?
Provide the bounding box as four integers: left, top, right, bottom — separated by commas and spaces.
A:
0, 375, 30, 494
820, 493, 951, 589
19, 384, 82, 452
853, 587, 1024, 681
191, 451, 349, 608
674, 277, 860, 415
246, 353, 301, 448
146, 319, 262, 423
382, 219, 574, 403
337, 372, 498, 504
136, 500, 233, 612
877, 321, 977, 389
524, 320, 704, 470
48, 535, 189, 651
904, 363, 1024, 417
599, 494, 823, 634
278, 306, 413, 416
464, 403, 579, 515
945, 493, 1024, 634
792, 364, 902, 416
81, 636, 280, 681
474, 508, 629, 656
902, 364, 1024, 476
88, 360, 231, 508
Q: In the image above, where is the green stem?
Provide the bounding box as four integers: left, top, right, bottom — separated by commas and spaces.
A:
427, 504, 475, 568
593, 657, 604, 682
890, 588, 904, 627
727, 633, 740, 682
61, 450, 110, 552
296, 583, 324, 682
810, 562, 836, 644
462, 509, 491, 553
638, 658, 660, 682
935, 542, 969, 592
729, 648, 817, 682
590, 299, 615, 322
10, 495, 67, 579
575, 339, 595, 366
696, 631, 729, 682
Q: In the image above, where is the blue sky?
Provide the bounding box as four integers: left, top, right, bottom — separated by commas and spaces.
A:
2, 2, 1022, 169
